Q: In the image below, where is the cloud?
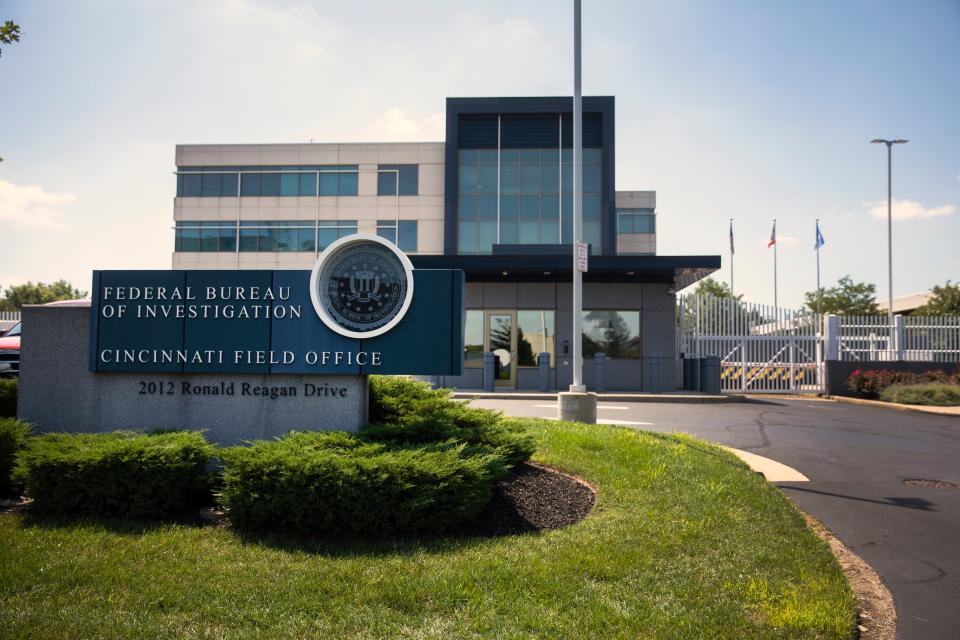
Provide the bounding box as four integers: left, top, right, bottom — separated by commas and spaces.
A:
866, 199, 955, 221
0, 180, 75, 229
363, 108, 445, 142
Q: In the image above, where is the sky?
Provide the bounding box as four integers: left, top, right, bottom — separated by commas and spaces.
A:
1, 0, 958, 309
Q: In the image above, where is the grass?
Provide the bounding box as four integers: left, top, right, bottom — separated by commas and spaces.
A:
880, 382, 960, 406
0, 419, 856, 639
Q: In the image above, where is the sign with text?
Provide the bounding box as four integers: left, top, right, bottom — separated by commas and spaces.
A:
89, 260, 463, 376
576, 241, 589, 273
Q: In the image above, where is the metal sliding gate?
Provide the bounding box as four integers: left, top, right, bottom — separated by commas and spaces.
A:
677, 295, 824, 394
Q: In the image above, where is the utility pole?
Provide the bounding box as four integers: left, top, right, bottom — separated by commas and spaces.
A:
870, 138, 908, 326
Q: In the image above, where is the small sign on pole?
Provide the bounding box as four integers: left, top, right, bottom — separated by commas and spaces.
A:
576, 241, 588, 273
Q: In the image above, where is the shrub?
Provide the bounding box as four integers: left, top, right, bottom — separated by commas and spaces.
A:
0, 418, 29, 495
0, 377, 17, 418
366, 376, 535, 469
220, 431, 500, 535
845, 368, 959, 399
880, 383, 960, 407
17, 430, 214, 519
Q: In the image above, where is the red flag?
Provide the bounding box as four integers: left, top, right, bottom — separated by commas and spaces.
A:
767, 220, 776, 248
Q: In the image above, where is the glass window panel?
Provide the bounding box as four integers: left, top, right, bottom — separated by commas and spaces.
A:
519, 195, 539, 220
221, 173, 238, 196
459, 149, 477, 164
464, 310, 484, 366
518, 149, 539, 164
518, 164, 539, 193
319, 172, 338, 196
258, 228, 278, 251
499, 195, 518, 221
541, 195, 559, 220
540, 161, 560, 194
339, 171, 358, 195
398, 221, 417, 251
561, 148, 572, 164
582, 310, 641, 359
318, 227, 338, 250
183, 174, 202, 197
583, 164, 601, 194
459, 164, 478, 193
500, 149, 518, 163
179, 228, 200, 251
458, 195, 478, 220
260, 173, 280, 196
584, 221, 601, 253
561, 164, 572, 194
239, 228, 258, 252
240, 173, 260, 196
517, 310, 555, 367
298, 228, 316, 252
478, 195, 497, 220
541, 149, 559, 163
219, 228, 237, 252
277, 228, 297, 251
561, 221, 572, 245
519, 221, 538, 244
299, 173, 317, 196
458, 221, 477, 254
377, 225, 397, 244
477, 149, 498, 164
583, 148, 602, 164
583, 195, 601, 220
539, 221, 559, 244
478, 164, 498, 193
478, 221, 497, 254
499, 220, 518, 244
398, 165, 418, 195
280, 171, 299, 196
176, 174, 184, 197
338, 222, 357, 237
200, 227, 219, 251
201, 173, 221, 197
378, 168, 398, 196
499, 163, 518, 194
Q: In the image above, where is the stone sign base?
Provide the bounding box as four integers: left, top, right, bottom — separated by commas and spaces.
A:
17, 305, 367, 443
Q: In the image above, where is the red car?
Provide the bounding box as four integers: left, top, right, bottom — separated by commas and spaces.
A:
0, 322, 20, 375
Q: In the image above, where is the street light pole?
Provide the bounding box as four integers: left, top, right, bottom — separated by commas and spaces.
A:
571, 0, 584, 393
870, 138, 908, 326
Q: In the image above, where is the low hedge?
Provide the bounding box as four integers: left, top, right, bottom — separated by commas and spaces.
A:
366, 376, 535, 468
0, 418, 30, 495
846, 368, 959, 399
880, 383, 960, 407
220, 431, 501, 535
17, 430, 214, 519
0, 377, 17, 418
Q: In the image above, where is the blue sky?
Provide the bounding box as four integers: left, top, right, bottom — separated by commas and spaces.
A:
1, 0, 957, 308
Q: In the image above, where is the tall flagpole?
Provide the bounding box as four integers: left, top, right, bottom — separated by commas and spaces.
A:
570, 0, 584, 393
815, 218, 821, 318
772, 218, 778, 311
729, 218, 734, 299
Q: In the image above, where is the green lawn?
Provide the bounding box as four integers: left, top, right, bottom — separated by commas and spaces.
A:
0, 420, 856, 639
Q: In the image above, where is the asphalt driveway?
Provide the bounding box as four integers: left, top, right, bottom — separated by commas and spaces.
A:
468, 396, 960, 640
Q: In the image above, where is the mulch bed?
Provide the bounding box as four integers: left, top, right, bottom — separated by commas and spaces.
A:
469, 462, 596, 537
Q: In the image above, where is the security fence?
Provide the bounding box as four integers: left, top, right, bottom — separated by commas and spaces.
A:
0, 311, 20, 332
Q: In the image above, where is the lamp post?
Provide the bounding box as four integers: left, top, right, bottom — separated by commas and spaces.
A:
870, 138, 908, 326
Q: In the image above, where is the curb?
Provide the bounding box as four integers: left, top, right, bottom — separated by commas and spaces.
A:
452, 392, 747, 404
829, 395, 960, 417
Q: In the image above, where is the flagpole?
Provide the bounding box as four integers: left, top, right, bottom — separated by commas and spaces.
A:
773, 218, 778, 311
815, 219, 821, 318
729, 218, 734, 298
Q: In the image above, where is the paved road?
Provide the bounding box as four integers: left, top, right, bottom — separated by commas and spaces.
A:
469, 396, 960, 640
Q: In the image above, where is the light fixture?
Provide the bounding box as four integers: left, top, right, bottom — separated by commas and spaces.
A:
501, 271, 508, 276
626, 271, 635, 275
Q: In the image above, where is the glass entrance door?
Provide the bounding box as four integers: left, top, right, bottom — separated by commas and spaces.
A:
487, 311, 516, 388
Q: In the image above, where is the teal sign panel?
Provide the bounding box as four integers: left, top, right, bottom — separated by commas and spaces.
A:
89, 269, 464, 376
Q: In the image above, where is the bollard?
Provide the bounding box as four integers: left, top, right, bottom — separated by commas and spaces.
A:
537, 352, 550, 392
699, 355, 720, 395
594, 352, 606, 393
482, 352, 495, 392
649, 354, 661, 393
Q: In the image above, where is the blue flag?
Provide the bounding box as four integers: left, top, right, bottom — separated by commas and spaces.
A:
814, 222, 825, 250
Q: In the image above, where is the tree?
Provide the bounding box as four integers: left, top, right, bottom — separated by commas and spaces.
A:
0, 21, 19, 57
913, 280, 960, 316
691, 277, 742, 302
803, 275, 878, 315
0, 280, 87, 311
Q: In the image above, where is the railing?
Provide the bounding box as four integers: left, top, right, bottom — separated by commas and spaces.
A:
836, 315, 960, 363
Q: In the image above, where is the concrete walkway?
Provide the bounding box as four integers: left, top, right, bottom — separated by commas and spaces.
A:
831, 395, 960, 417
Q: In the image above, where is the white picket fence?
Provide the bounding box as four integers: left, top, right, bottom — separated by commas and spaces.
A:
677, 294, 960, 394
0, 311, 19, 332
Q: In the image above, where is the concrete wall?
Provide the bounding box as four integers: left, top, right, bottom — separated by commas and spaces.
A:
17, 305, 367, 443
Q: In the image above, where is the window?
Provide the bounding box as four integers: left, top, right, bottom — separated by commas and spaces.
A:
177, 166, 358, 197
582, 310, 641, 359
377, 220, 418, 252
178, 221, 356, 253
377, 165, 419, 196
617, 209, 655, 234
517, 310, 555, 366
464, 310, 484, 366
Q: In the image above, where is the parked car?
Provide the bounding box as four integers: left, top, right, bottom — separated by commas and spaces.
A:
0, 322, 20, 376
